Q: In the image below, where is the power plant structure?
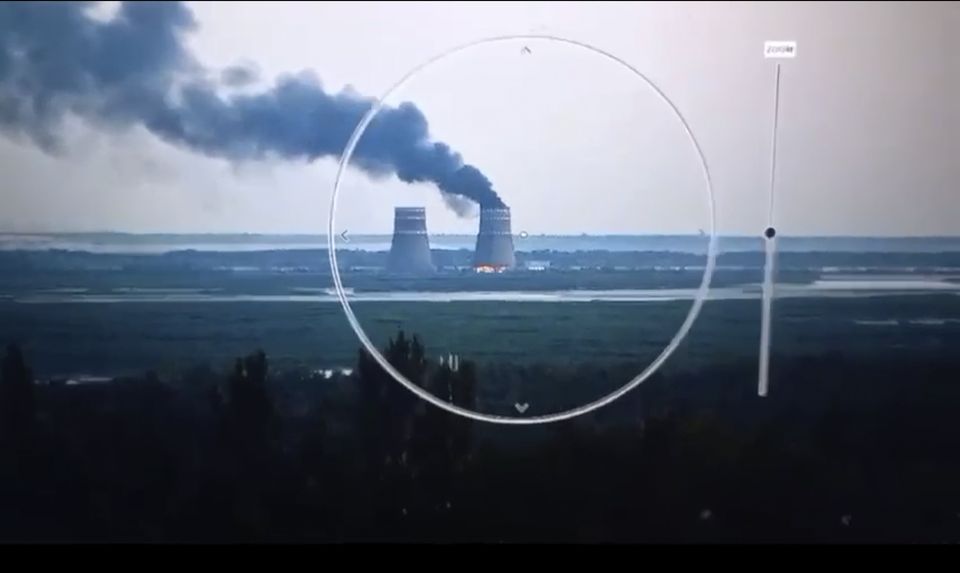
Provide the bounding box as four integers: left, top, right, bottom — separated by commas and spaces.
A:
473, 207, 516, 272
387, 207, 435, 273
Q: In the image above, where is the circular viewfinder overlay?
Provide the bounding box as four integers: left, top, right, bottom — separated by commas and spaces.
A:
328, 35, 717, 425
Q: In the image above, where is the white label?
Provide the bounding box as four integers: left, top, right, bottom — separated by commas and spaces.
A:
764, 41, 797, 59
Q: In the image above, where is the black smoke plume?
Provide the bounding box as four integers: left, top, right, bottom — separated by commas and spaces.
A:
220, 61, 260, 88
0, 1, 505, 210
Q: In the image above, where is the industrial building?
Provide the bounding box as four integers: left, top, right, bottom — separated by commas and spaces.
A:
473, 207, 516, 272
386, 207, 434, 273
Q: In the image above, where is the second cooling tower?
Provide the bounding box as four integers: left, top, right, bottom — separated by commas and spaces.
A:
387, 207, 434, 273
473, 207, 516, 271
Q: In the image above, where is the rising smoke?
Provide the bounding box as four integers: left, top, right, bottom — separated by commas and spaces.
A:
0, 1, 505, 210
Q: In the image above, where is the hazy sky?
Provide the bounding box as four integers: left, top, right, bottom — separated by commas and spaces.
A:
0, 1, 957, 236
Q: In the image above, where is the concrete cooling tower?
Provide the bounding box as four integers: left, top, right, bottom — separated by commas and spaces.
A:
387, 207, 434, 273
473, 207, 516, 272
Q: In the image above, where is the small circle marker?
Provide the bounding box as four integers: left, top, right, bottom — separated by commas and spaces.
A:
518, 231, 529, 239
764, 226, 776, 240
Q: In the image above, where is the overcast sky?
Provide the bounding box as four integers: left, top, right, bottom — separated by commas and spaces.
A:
0, 1, 957, 236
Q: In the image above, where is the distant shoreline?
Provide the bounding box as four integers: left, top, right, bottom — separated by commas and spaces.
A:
4, 233, 960, 256
3, 232, 960, 240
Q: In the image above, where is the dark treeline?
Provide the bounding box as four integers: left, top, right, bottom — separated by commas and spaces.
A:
2, 336, 960, 543
3, 248, 960, 274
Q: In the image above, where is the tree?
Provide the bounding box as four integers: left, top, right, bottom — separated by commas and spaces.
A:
0, 343, 36, 440
356, 330, 429, 466
449, 360, 477, 471
222, 350, 275, 450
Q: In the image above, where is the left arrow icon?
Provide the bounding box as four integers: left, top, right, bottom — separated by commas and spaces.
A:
340, 230, 350, 243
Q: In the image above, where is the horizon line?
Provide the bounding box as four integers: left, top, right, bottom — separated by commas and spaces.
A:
3, 231, 960, 240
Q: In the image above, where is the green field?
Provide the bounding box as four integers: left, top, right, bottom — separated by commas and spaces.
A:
2, 293, 958, 412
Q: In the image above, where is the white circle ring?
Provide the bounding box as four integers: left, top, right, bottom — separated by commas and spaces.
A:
328, 35, 718, 425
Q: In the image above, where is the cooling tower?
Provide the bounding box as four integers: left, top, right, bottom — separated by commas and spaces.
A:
473, 207, 516, 270
387, 207, 434, 273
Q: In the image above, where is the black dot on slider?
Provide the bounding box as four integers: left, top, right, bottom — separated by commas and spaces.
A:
764, 227, 776, 239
